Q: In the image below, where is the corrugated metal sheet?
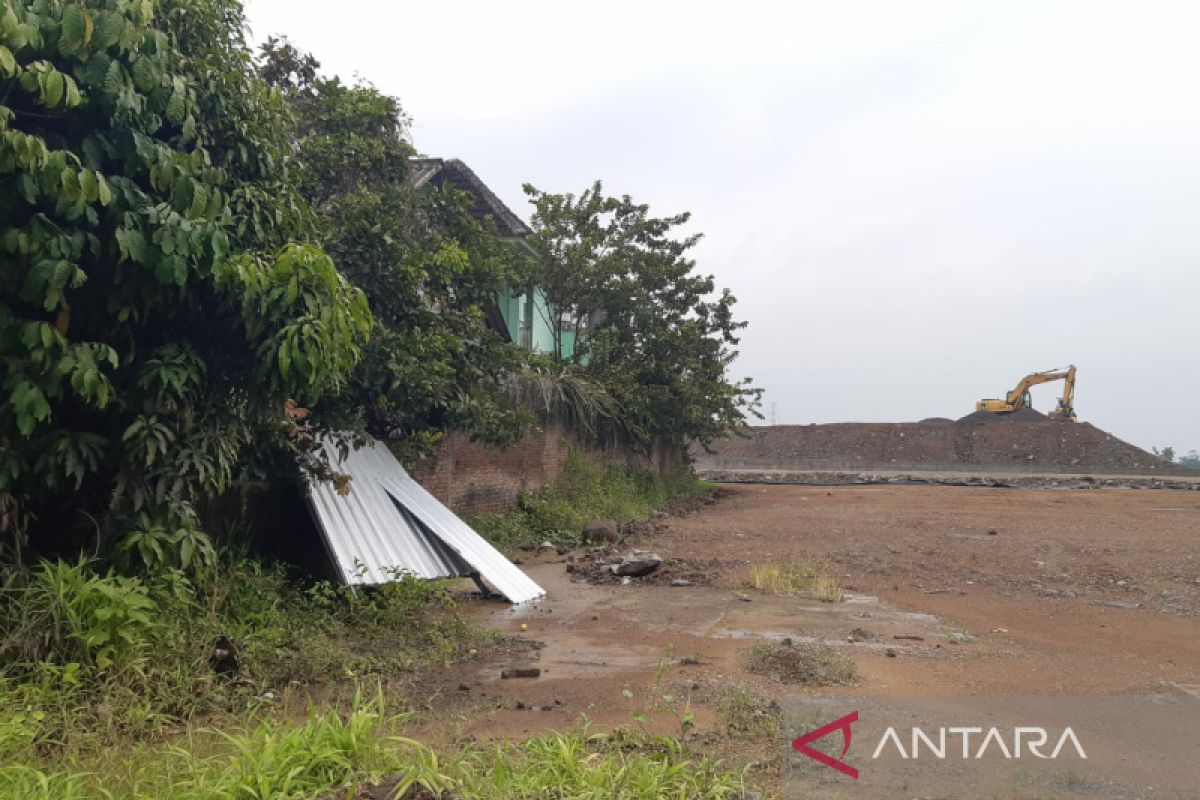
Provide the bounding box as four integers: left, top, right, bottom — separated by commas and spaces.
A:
374, 467, 546, 606
305, 436, 544, 604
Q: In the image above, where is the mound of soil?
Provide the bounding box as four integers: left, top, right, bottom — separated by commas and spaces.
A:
957, 408, 1049, 424
744, 640, 856, 686
695, 419, 1182, 475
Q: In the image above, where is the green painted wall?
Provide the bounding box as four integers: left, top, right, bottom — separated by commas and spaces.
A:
495, 285, 570, 359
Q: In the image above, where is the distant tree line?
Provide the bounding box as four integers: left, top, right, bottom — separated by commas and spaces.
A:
1153, 447, 1200, 468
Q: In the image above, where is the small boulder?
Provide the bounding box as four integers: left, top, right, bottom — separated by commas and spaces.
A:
614, 550, 663, 577
582, 519, 620, 545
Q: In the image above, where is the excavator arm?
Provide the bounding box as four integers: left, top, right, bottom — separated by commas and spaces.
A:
976, 365, 1077, 420
1005, 367, 1075, 405
1053, 366, 1077, 420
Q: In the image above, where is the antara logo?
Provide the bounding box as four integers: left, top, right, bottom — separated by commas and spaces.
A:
792, 711, 1087, 780
791, 711, 860, 779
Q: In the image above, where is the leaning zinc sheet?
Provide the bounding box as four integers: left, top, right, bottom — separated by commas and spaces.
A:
305, 436, 545, 604
305, 438, 472, 585
375, 467, 546, 605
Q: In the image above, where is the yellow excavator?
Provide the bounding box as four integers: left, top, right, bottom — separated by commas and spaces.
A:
975, 365, 1077, 421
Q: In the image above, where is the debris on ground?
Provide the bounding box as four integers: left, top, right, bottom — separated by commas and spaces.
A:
847, 627, 876, 642
500, 667, 542, 679
568, 547, 723, 586
612, 549, 664, 577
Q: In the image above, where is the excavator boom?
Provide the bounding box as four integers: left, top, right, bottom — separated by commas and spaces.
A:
976, 365, 1077, 420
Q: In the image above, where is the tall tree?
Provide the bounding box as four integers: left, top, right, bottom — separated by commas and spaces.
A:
0, 0, 370, 567
259, 39, 527, 456
523, 181, 761, 449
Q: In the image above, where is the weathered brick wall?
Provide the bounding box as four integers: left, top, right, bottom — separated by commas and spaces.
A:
405, 421, 681, 517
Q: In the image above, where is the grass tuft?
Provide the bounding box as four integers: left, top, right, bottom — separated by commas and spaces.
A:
749, 562, 843, 602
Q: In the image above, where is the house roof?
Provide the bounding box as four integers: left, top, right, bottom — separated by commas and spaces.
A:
408, 157, 532, 238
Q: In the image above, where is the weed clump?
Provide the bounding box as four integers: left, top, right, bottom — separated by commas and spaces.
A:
745, 640, 856, 686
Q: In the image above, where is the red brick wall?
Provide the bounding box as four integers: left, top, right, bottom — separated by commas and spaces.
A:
405, 421, 681, 517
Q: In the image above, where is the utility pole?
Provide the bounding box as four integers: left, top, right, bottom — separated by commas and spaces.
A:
769, 401, 778, 426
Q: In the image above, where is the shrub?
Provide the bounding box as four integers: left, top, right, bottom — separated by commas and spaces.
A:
0, 553, 480, 754
473, 450, 705, 549
0, 558, 162, 671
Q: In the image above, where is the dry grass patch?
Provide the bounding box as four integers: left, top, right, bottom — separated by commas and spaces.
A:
748, 562, 843, 602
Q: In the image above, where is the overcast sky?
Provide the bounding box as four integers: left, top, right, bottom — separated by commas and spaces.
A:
245, 1, 1199, 453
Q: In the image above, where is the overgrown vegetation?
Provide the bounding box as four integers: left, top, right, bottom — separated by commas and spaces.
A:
1, 1, 762, 795
744, 640, 857, 686
259, 38, 530, 458
749, 562, 843, 603
473, 450, 708, 550
0, 0, 371, 563
0, 554, 755, 799
0, 695, 749, 799
0, 555, 476, 757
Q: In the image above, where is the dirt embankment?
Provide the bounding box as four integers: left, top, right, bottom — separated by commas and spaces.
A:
695, 420, 1197, 476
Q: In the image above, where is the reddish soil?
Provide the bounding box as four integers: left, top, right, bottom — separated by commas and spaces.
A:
419, 484, 1200, 798
657, 485, 1200, 695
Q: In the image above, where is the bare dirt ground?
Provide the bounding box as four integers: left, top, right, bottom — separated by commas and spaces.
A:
420, 485, 1200, 798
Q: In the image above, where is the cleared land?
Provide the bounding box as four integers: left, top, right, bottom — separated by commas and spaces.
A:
435, 484, 1200, 798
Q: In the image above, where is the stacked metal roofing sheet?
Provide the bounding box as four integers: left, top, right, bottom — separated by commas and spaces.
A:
304, 436, 545, 604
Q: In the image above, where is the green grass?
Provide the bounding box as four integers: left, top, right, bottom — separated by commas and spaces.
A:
0, 553, 755, 799
472, 450, 709, 550
0, 692, 750, 799
457, 728, 748, 799
0, 555, 483, 760
0, 691, 446, 800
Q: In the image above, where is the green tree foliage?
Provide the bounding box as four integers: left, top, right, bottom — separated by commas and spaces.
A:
523, 181, 760, 448
0, 0, 370, 564
259, 39, 527, 456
